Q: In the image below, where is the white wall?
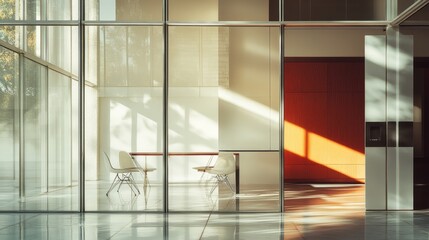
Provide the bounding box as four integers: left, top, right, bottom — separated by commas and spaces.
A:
220, 27, 280, 151
169, 0, 219, 21
116, 0, 162, 21
285, 29, 385, 57
219, 0, 268, 21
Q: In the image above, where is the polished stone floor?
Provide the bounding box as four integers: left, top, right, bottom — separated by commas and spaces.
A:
0, 184, 428, 239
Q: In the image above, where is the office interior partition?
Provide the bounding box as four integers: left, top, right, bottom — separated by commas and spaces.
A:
1, 0, 429, 213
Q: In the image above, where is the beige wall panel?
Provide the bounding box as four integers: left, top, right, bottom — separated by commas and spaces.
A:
169, 0, 219, 21
285, 29, 385, 57
219, 0, 268, 21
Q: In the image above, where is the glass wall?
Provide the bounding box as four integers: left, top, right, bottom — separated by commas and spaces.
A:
0, 46, 19, 209
2, 0, 427, 213
84, 26, 165, 211
168, 26, 281, 212
0, 35, 78, 211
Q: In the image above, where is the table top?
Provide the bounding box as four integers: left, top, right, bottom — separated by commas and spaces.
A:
130, 152, 239, 156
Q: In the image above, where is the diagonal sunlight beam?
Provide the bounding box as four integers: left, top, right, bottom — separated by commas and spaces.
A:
284, 121, 306, 157
284, 121, 365, 181
308, 133, 364, 166
219, 87, 279, 123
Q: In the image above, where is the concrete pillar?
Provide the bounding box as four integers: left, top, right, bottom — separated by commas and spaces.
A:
365, 30, 414, 210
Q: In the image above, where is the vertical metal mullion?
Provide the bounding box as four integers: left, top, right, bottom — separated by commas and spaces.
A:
42, 63, 49, 194
163, 0, 169, 214
19, 54, 25, 202
279, 0, 285, 214
385, 31, 389, 210
279, 25, 285, 213
18, 0, 26, 202
78, 0, 85, 213
68, 24, 73, 187
69, 76, 73, 187
23, 0, 26, 21
43, 17, 49, 194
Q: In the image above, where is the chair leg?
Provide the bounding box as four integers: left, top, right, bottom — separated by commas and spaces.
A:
209, 180, 219, 194
208, 175, 235, 195
121, 173, 140, 196
108, 173, 141, 196
224, 175, 235, 193
106, 174, 121, 196
117, 173, 126, 192
129, 173, 141, 194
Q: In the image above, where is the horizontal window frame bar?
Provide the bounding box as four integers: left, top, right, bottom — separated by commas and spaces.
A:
0, 21, 80, 26
1, 20, 390, 28
283, 21, 389, 27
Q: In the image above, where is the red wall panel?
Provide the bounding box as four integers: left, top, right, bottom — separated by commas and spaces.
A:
284, 58, 365, 183
285, 62, 328, 93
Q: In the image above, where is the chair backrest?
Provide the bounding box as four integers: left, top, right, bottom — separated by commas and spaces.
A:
104, 151, 116, 171
211, 152, 235, 175
119, 151, 137, 169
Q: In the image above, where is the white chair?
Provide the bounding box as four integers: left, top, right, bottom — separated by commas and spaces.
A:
206, 152, 236, 194
104, 151, 140, 196
126, 154, 156, 188
118, 151, 142, 193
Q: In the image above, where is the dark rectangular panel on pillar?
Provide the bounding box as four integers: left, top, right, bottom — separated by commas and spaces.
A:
414, 58, 429, 210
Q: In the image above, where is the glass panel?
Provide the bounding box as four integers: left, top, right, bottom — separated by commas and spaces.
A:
47, 70, 77, 209
24, 25, 77, 71
168, 26, 281, 212
0, 26, 19, 47
47, 0, 74, 20
25, 0, 42, 20
0, 1, 20, 46
22, 59, 78, 211
284, 0, 386, 21
0, 0, 76, 21
0, 46, 19, 210
169, 0, 277, 21
25, 25, 43, 59
47, 26, 73, 72
85, 26, 164, 211
284, 28, 383, 210
0, 27, 78, 211
23, 59, 46, 201
85, 0, 162, 21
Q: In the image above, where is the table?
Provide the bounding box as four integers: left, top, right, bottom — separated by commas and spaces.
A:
129, 152, 240, 194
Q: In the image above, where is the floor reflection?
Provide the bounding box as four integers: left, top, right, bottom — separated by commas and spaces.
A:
0, 184, 429, 239
87, 181, 281, 212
